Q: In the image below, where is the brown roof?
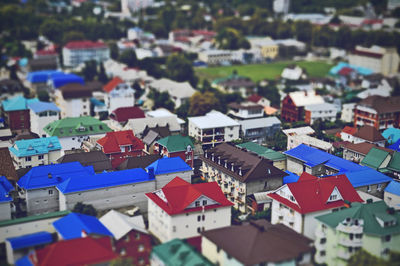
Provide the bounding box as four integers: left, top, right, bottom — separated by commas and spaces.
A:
57, 151, 112, 173
342, 142, 393, 155
201, 143, 287, 183
201, 219, 313, 265
354, 125, 385, 142
116, 154, 161, 170
59, 83, 92, 99
228, 102, 264, 111
0, 148, 18, 181
357, 95, 400, 114
86, 81, 104, 92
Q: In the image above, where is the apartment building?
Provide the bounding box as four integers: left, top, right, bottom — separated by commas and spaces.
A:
62, 41, 110, 68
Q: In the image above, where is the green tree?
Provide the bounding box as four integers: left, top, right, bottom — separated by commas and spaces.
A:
215, 27, 249, 50
37, 90, 50, 102
148, 89, 175, 111
39, 19, 64, 44
166, 53, 197, 86
119, 49, 138, 68
72, 202, 98, 216
109, 42, 119, 60
188, 91, 220, 116
81, 60, 98, 81
62, 31, 85, 44
98, 62, 108, 83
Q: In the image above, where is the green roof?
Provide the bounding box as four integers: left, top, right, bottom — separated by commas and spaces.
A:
151, 238, 213, 266
387, 152, 400, 172
316, 201, 400, 236
0, 210, 70, 227
156, 135, 194, 153
361, 148, 390, 170
43, 116, 112, 137
237, 142, 286, 161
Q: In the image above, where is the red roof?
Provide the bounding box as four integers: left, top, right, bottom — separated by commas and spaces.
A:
338, 67, 354, 76
64, 41, 107, 50
352, 49, 383, 59
146, 177, 233, 215
247, 94, 262, 103
31, 237, 117, 266
362, 19, 383, 25
341, 126, 358, 136
97, 130, 144, 154
110, 106, 145, 122
268, 173, 363, 214
103, 77, 124, 93
35, 50, 58, 56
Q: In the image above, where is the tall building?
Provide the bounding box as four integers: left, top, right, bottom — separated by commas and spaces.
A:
62, 41, 110, 68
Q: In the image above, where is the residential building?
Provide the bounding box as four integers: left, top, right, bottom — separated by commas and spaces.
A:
341, 103, 356, 123
268, 172, 363, 239
354, 95, 400, 130
236, 142, 286, 170
27, 101, 60, 137
55, 83, 92, 118
314, 201, 400, 265
304, 103, 338, 125
281, 91, 324, 122
96, 130, 145, 168
352, 125, 386, 147
154, 135, 194, 168
201, 219, 313, 266
238, 116, 281, 144
198, 50, 234, 65
339, 126, 358, 143
151, 238, 213, 266
44, 116, 112, 151
62, 40, 110, 67
100, 210, 151, 264
103, 77, 135, 112
384, 180, 400, 210
200, 143, 287, 213
147, 78, 196, 108
0, 79, 24, 101
361, 148, 400, 178
124, 116, 182, 138
146, 177, 233, 243
109, 106, 146, 124
9, 137, 62, 169
0, 148, 18, 182
281, 65, 304, 80
212, 75, 257, 98
117, 154, 161, 171
1, 96, 38, 133
0, 176, 14, 221
342, 142, 391, 163
348, 45, 399, 76
49, 72, 85, 90
57, 150, 112, 173
188, 110, 240, 148
286, 134, 333, 153
142, 126, 171, 154
248, 37, 279, 60
273, 0, 290, 14
26, 70, 62, 93
247, 94, 271, 107
228, 102, 264, 120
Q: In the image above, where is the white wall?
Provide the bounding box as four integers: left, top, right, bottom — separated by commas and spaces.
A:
30, 110, 59, 137
155, 170, 192, 190
0, 202, 11, 221
224, 125, 240, 142
26, 187, 60, 215
384, 191, 400, 210
56, 133, 106, 151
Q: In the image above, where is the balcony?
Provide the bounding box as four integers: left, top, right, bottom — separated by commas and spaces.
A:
338, 237, 362, 247
337, 250, 352, 260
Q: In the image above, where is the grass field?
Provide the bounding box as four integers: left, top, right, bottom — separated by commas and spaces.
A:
195, 60, 334, 82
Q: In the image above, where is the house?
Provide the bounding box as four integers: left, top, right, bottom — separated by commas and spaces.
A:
361, 148, 400, 178
5, 231, 53, 265
341, 103, 356, 123
352, 125, 386, 147
8, 137, 62, 169
57, 150, 112, 173
154, 135, 194, 168
29, 57, 58, 72
384, 180, 400, 210
0, 148, 18, 181
389, 139, 400, 152
382, 127, 400, 145
236, 142, 286, 170
198, 50, 234, 65
268, 172, 363, 239
53, 212, 113, 240
354, 95, 400, 130
281, 65, 304, 80
348, 45, 399, 76
342, 142, 391, 163
228, 102, 265, 120
124, 116, 182, 138
96, 130, 145, 168
1, 96, 39, 133
116, 154, 161, 171
0, 176, 14, 221
201, 219, 313, 266
26, 70, 62, 93
100, 210, 152, 264
146, 177, 233, 243
286, 134, 333, 153
212, 74, 256, 98
109, 106, 146, 124
304, 103, 337, 125
142, 126, 172, 154
238, 116, 281, 144
44, 116, 112, 151
49, 72, 85, 90
281, 91, 324, 122
0, 79, 25, 101
17, 162, 95, 215
339, 126, 358, 143
147, 78, 196, 108
200, 143, 287, 213
314, 201, 400, 265
248, 37, 279, 60
62, 40, 110, 67
188, 110, 240, 148
27, 101, 60, 137
54, 83, 92, 118
247, 94, 271, 107
151, 238, 213, 266
103, 77, 135, 112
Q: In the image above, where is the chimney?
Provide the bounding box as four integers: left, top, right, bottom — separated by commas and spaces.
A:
148, 167, 155, 179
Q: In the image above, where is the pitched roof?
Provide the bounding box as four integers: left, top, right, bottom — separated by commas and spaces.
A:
53, 213, 113, 240
27, 101, 60, 113
44, 116, 112, 138
110, 106, 146, 122
385, 180, 400, 196
123, 116, 181, 136
64, 40, 107, 50
0, 176, 14, 202
57, 151, 112, 173
27, 70, 61, 83
103, 76, 124, 93
97, 130, 144, 154
342, 142, 389, 156
341, 126, 358, 136
6, 231, 53, 250
188, 110, 240, 129
361, 148, 391, 169
236, 142, 286, 161
316, 201, 400, 236
100, 210, 147, 240
0, 148, 18, 181
0, 210, 70, 228
383, 128, 400, 144
201, 220, 313, 265
149, 78, 196, 99
342, 167, 392, 187
387, 152, 400, 172
268, 173, 363, 214
357, 95, 400, 114
247, 94, 263, 103
282, 126, 315, 136
354, 125, 385, 142
389, 139, 400, 152
50, 73, 84, 89
156, 135, 194, 153
146, 157, 192, 175
9, 137, 61, 157
146, 177, 233, 215
239, 117, 281, 132
287, 90, 324, 107
117, 154, 161, 170
1, 96, 39, 112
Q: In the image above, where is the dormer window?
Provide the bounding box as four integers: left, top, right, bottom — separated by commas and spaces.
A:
202, 200, 207, 206
290, 195, 295, 202
329, 195, 337, 201
195, 201, 200, 207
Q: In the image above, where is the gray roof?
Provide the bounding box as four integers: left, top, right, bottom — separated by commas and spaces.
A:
123, 116, 181, 137
240, 117, 281, 131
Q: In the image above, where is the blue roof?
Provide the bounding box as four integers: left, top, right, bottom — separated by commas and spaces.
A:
50, 73, 84, 88
385, 180, 400, 196
389, 139, 400, 152
90, 97, 105, 107
0, 176, 14, 203
1, 96, 39, 112
339, 167, 392, 188
27, 70, 61, 83
15, 256, 33, 266
53, 213, 113, 240
6, 231, 53, 250
383, 128, 400, 145
329, 62, 373, 76
18, 162, 95, 190
9, 136, 61, 157
56, 168, 153, 194
27, 101, 60, 113
284, 144, 364, 172
146, 157, 192, 175
283, 171, 299, 184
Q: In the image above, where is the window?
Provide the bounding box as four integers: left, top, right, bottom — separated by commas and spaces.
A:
320, 251, 326, 256
377, 184, 382, 191
124, 235, 130, 242
38, 155, 44, 160
172, 226, 176, 233
135, 233, 140, 240
384, 235, 391, 242
25, 156, 32, 162
202, 215, 205, 221
367, 185, 371, 192
290, 195, 295, 202
120, 248, 126, 255
320, 238, 326, 244
195, 201, 200, 207
197, 227, 201, 233
197, 215, 201, 222
138, 258, 145, 265
202, 200, 207, 206
329, 194, 337, 201
48, 190, 53, 195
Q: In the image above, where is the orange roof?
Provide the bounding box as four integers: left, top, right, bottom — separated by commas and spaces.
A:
264, 106, 278, 115
103, 77, 124, 93
341, 126, 357, 136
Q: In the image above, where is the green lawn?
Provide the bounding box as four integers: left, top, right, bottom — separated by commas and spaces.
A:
195, 60, 333, 82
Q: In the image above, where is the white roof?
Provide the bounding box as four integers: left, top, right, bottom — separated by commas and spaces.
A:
124, 116, 181, 136
305, 103, 337, 111
149, 78, 196, 99
188, 110, 240, 129
240, 117, 281, 131
289, 90, 324, 107
282, 126, 315, 136
100, 210, 147, 240
357, 88, 390, 99
281, 66, 302, 80
146, 108, 185, 124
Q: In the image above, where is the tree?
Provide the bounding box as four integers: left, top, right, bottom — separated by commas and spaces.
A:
215, 27, 249, 50
62, 31, 85, 44
72, 202, 97, 216
81, 60, 97, 81
39, 19, 64, 44
98, 62, 108, 83
188, 91, 220, 116
165, 53, 197, 86
148, 89, 175, 111
38, 90, 50, 102
9, 64, 19, 81
109, 42, 119, 60
119, 49, 138, 68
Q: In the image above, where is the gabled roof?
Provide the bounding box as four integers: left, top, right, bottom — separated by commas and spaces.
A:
53, 213, 113, 240
6, 231, 53, 250
247, 94, 263, 103
27, 101, 60, 113
149, 78, 196, 99
201, 220, 313, 265
0, 211, 70, 228
9, 137, 61, 157
156, 135, 194, 153
268, 173, 363, 214
389, 139, 400, 152
383, 127, 400, 144
357, 95, 400, 114
385, 180, 400, 196
387, 152, 400, 172
361, 147, 391, 169
146, 177, 233, 215
110, 106, 146, 122
282, 126, 315, 136
123, 116, 181, 136
27, 70, 61, 83
146, 157, 192, 175
341, 126, 358, 136
97, 130, 144, 154
103, 76, 124, 93
342, 142, 391, 156
1, 96, 38, 112
342, 167, 392, 187
0, 148, 18, 181
0, 176, 14, 203
100, 210, 147, 240
236, 142, 286, 161
57, 151, 112, 173
354, 125, 385, 142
